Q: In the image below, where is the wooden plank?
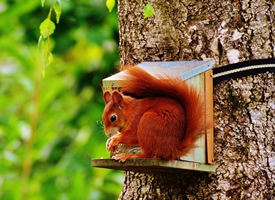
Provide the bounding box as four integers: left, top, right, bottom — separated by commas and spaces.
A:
205, 70, 214, 164
92, 158, 216, 173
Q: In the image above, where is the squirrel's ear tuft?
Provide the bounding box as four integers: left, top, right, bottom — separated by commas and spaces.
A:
112, 91, 124, 108
103, 91, 112, 104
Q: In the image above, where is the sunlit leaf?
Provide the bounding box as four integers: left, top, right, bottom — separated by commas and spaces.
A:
106, 0, 115, 12
42, 52, 53, 77
54, 0, 62, 24
39, 18, 56, 39
144, 3, 154, 19
41, 0, 45, 7
47, 51, 53, 66
38, 35, 45, 60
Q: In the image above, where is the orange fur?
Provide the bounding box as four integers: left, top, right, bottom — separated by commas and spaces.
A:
102, 66, 205, 162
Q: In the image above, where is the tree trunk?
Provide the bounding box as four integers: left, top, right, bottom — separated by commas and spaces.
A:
117, 0, 275, 199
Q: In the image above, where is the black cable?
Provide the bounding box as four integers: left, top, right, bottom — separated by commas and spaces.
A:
212, 59, 275, 84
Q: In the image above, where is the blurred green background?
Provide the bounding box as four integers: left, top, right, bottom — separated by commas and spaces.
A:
0, 0, 124, 199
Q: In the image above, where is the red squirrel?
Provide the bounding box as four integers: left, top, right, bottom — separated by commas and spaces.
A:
102, 66, 206, 162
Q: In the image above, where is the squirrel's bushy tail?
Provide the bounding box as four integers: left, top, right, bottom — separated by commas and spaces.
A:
121, 66, 205, 156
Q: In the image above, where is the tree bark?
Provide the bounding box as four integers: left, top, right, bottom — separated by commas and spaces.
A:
117, 0, 275, 199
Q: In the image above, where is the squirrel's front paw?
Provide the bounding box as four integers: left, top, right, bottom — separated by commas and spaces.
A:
113, 154, 127, 162
106, 136, 118, 152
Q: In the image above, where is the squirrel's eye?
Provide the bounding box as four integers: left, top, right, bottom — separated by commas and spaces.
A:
110, 115, 117, 122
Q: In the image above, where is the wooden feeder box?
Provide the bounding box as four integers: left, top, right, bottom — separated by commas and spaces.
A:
92, 61, 215, 173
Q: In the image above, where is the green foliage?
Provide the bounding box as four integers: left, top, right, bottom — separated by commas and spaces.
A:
39, 0, 61, 76
105, 0, 154, 18
40, 18, 56, 38
0, 0, 122, 199
106, 0, 115, 12
54, 0, 61, 24
143, 3, 154, 19
41, 0, 46, 7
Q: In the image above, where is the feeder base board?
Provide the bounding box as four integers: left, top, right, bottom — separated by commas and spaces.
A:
92, 158, 216, 173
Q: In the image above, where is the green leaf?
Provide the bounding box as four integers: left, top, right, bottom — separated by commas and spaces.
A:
38, 35, 53, 68
47, 51, 53, 66
42, 51, 53, 77
41, 0, 45, 7
38, 35, 45, 60
144, 3, 154, 19
39, 18, 56, 39
54, 0, 62, 24
106, 0, 115, 12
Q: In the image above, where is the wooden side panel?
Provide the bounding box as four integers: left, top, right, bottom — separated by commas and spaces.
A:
205, 70, 214, 164
180, 73, 206, 163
